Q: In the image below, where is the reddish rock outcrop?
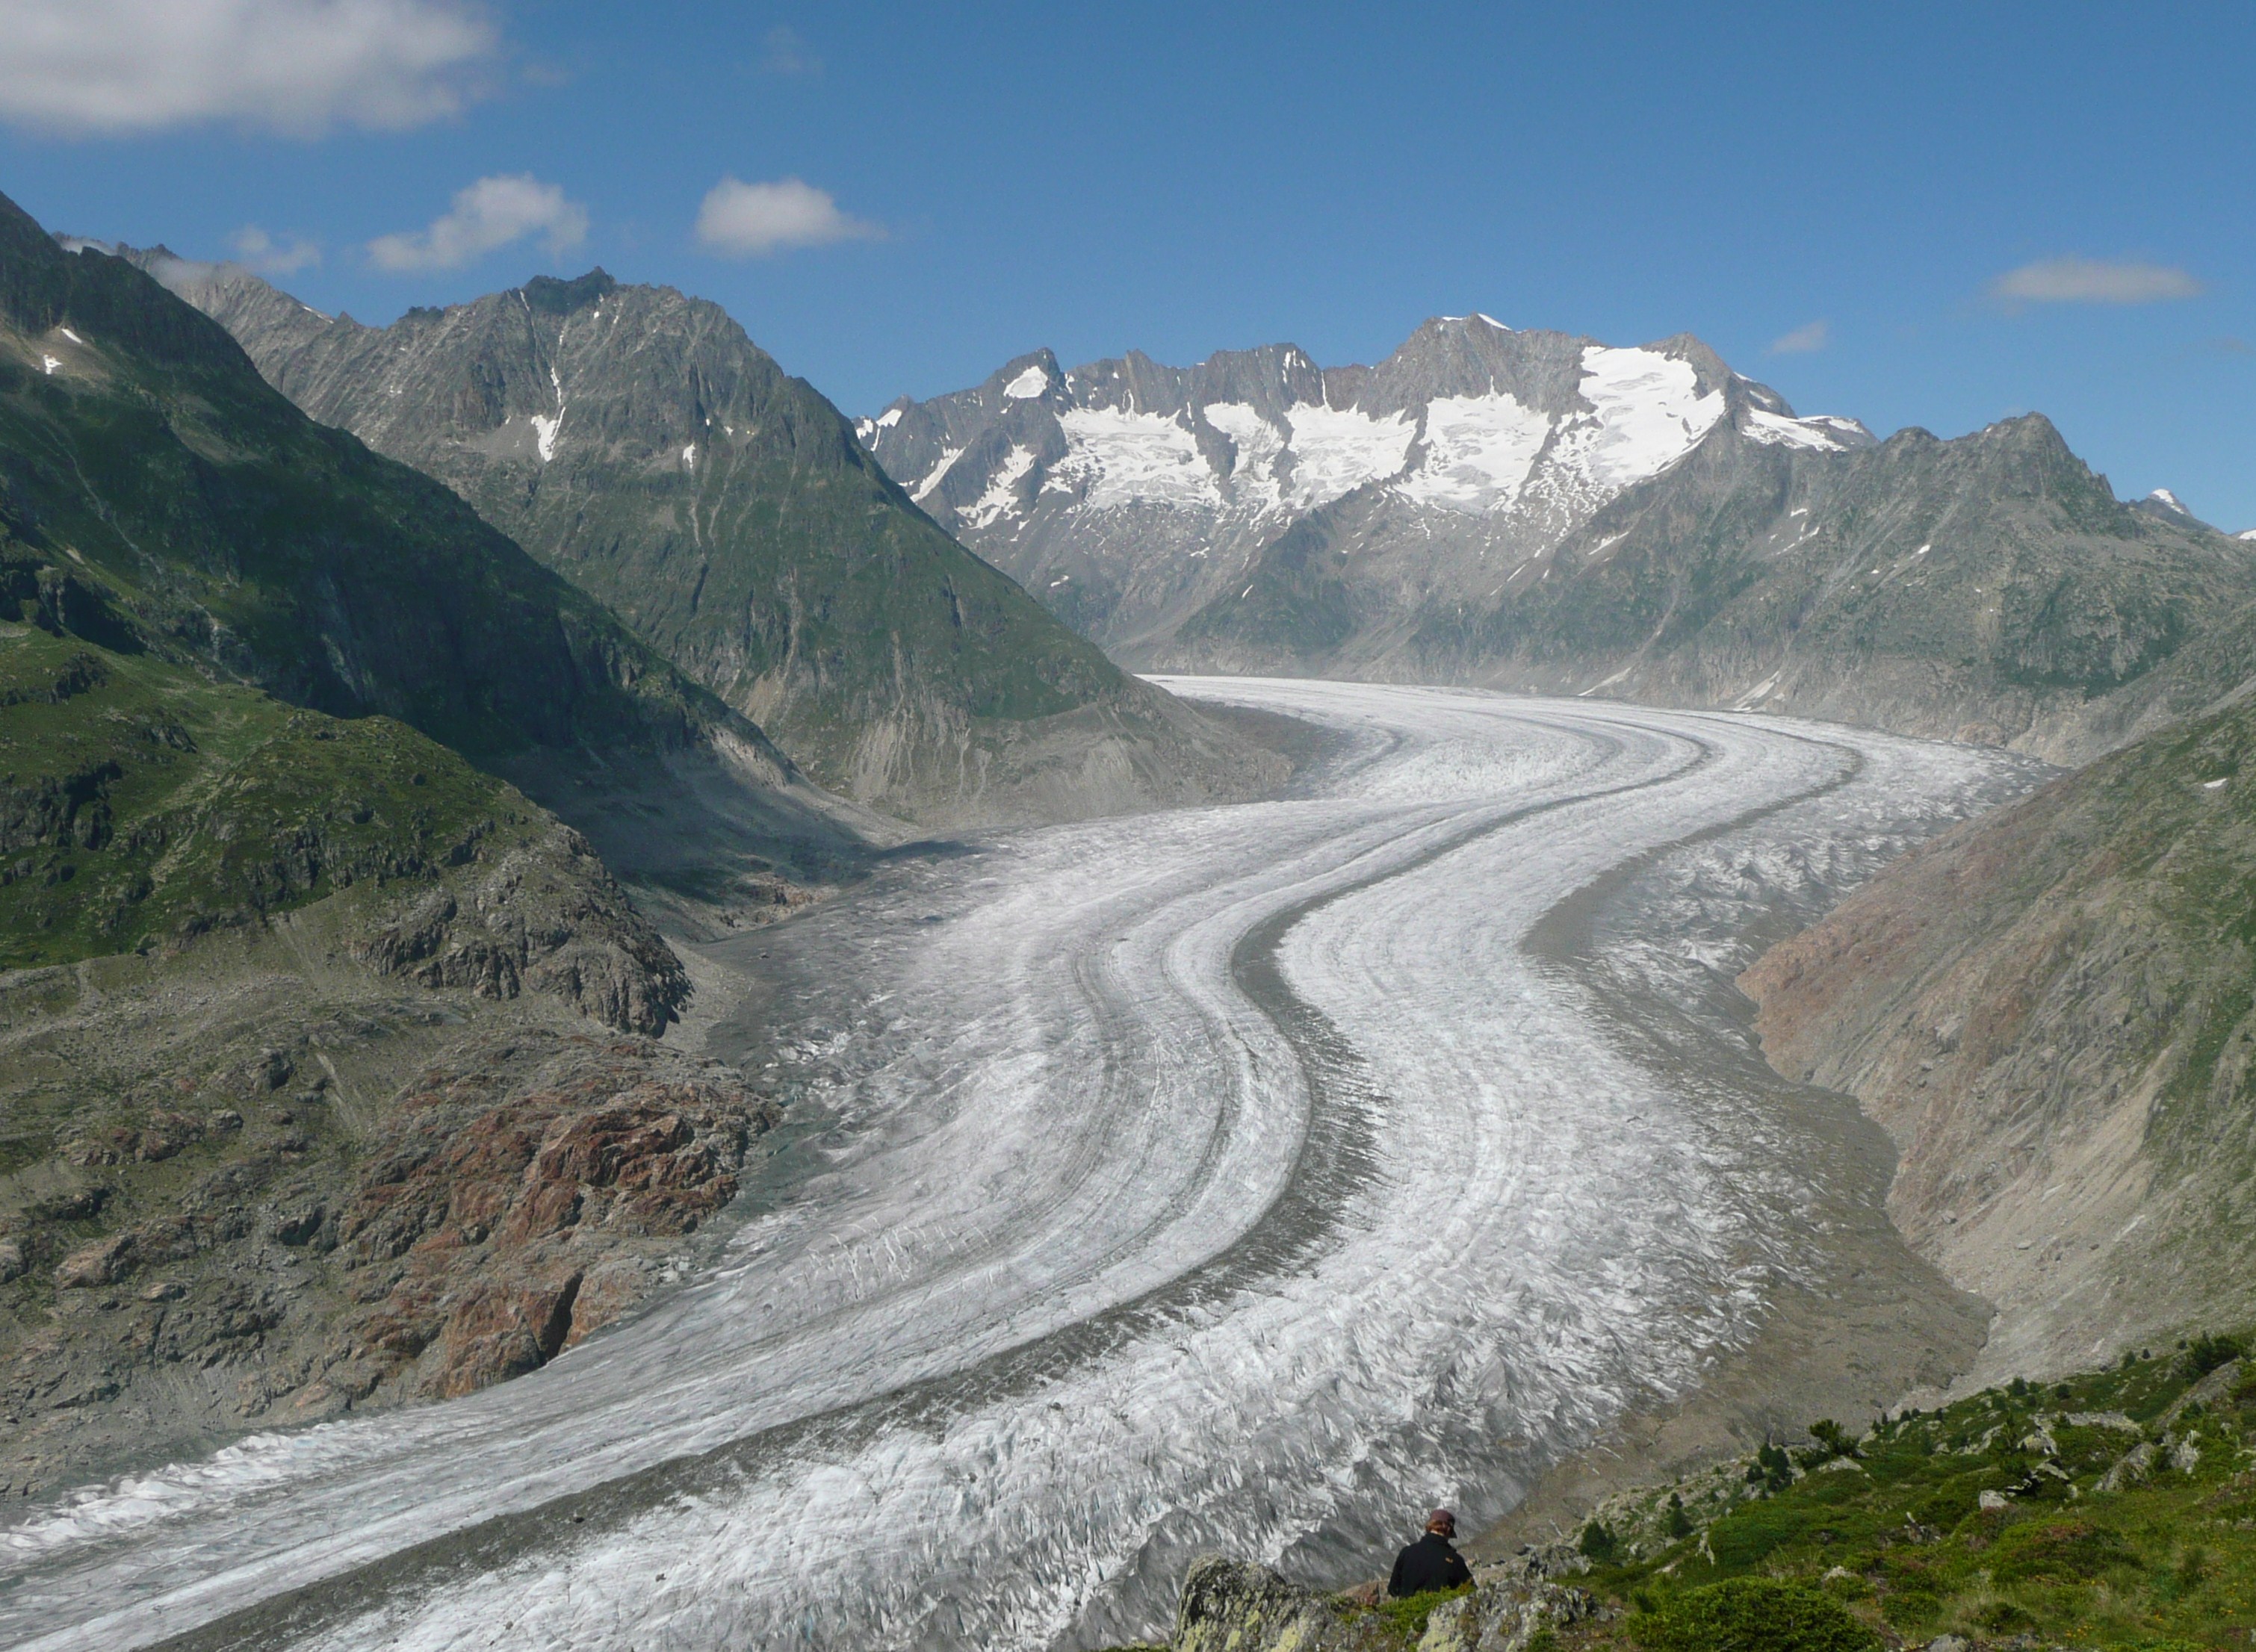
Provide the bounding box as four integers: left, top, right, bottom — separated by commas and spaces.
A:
328, 1035, 775, 1400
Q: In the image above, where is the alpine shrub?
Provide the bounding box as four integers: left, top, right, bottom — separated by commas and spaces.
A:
2184, 1332, 2245, 1376
1629, 1577, 1880, 1652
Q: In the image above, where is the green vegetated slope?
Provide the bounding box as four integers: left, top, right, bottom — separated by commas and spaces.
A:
4, 211, 756, 771
1150, 1347, 2256, 1652
0, 181, 814, 1000
1742, 683, 2256, 1385
1, 624, 514, 966
0, 613, 687, 1014
144, 257, 1277, 822
1175, 412, 2256, 766
1555, 1340, 2256, 1651
0, 189, 874, 922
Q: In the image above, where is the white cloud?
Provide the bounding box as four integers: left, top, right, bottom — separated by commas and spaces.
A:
368, 175, 589, 273
229, 224, 321, 276
0, 0, 496, 137
1767, 320, 1829, 355
694, 176, 881, 258
1991, 256, 2203, 306
136, 251, 223, 298
760, 25, 820, 76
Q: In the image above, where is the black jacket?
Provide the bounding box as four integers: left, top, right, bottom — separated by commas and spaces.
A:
1387, 1531, 1471, 1597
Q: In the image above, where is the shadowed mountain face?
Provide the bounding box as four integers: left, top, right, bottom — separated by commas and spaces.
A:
0, 196, 872, 910
1742, 684, 2256, 1380
7, 223, 743, 770
137, 256, 1280, 825
870, 319, 2256, 765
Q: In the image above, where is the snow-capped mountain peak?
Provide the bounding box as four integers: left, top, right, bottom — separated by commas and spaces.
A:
862, 321, 1871, 648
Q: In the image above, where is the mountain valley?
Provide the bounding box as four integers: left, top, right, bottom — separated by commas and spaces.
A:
2, 190, 2255, 1652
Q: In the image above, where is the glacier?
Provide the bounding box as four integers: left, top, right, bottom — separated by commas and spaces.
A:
0, 681, 2043, 1652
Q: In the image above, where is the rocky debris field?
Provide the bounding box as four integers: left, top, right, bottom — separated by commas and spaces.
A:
1, 980, 777, 1502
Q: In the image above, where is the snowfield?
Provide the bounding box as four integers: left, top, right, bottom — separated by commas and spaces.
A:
2, 682, 2040, 1652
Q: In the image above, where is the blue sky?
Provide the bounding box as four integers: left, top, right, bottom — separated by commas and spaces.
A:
5, 1, 2252, 527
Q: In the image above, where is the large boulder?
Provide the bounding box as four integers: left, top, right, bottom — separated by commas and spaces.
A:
1171, 1554, 1595, 1652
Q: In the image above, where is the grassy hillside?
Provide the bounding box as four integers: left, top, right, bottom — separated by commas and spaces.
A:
1554, 1338, 2256, 1649
0, 622, 534, 968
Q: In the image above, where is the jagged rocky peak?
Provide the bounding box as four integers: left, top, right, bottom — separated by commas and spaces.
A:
521, 267, 618, 314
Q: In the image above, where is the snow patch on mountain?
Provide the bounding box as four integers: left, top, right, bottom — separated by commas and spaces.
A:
1004, 364, 1048, 399
1397, 389, 1552, 512
1555, 347, 1726, 491
1056, 409, 1220, 509
914, 447, 962, 502
961, 444, 1038, 530
1202, 402, 1287, 513
1742, 408, 1857, 451
1281, 402, 1416, 509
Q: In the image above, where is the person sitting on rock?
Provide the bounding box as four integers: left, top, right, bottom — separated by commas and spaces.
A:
1387, 1508, 1472, 1597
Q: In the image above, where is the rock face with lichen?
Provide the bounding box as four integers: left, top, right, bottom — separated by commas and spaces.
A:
1170, 1553, 1595, 1652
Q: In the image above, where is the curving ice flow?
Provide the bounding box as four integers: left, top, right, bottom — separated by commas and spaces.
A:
1, 683, 2042, 1652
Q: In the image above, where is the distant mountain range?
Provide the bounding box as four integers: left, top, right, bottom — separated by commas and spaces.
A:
868, 320, 2256, 763
129, 254, 1278, 828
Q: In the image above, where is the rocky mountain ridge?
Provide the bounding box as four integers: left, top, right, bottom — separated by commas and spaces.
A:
131, 253, 1283, 827
871, 320, 2256, 765
864, 317, 1865, 649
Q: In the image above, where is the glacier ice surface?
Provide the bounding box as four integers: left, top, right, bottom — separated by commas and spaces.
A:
0, 682, 2042, 1652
